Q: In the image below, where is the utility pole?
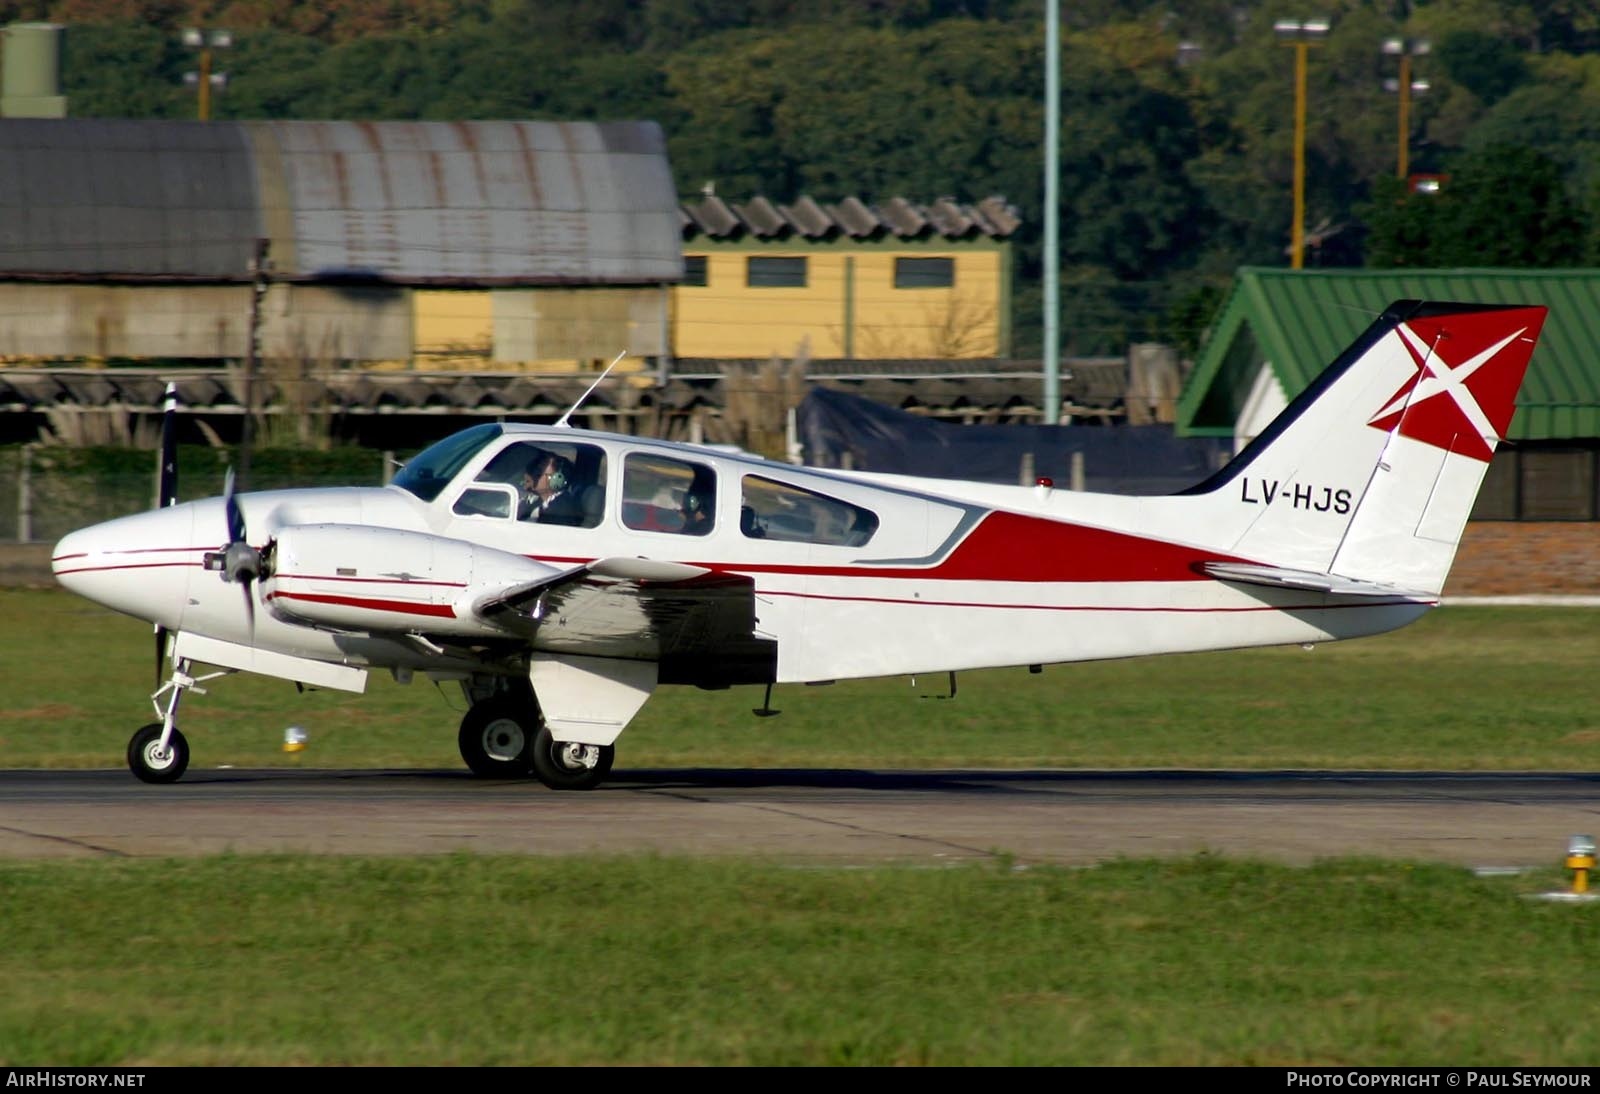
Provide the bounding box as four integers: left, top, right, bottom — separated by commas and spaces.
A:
239, 238, 269, 491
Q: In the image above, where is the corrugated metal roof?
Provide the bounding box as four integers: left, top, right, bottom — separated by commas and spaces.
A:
0, 118, 680, 286
1177, 267, 1600, 441
680, 193, 1020, 241
253, 120, 680, 284
0, 359, 1117, 420
0, 119, 259, 278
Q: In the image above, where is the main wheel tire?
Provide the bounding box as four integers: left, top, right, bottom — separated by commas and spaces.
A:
127, 722, 189, 784
530, 725, 614, 791
458, 700, 535, 777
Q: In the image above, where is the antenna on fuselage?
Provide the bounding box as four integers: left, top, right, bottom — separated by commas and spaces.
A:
554, 349, 628, 429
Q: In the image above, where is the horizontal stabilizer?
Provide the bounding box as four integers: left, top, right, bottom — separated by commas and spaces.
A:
1202, 562, 1434, 601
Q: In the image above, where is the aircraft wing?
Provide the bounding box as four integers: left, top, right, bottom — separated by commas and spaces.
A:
472, 557, 765, 663
1201, 562, 1434, 601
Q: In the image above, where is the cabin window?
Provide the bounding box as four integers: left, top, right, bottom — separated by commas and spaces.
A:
452, 485, 516, 519
683, 255, 708, 287
462, 440, 608, 528
622, 454, 716, 536
740, 475, 877, 546
893, 257, 954, 289
747, 256, 806, 288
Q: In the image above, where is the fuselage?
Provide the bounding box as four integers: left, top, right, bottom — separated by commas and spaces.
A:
53, 423, 1431, 687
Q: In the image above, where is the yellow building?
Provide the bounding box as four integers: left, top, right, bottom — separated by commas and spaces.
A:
675, 195, 1019, 360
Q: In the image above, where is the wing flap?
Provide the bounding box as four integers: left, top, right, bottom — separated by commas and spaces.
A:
472, 556, 764, 662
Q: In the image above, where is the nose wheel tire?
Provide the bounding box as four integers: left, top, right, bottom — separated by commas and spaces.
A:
530, 725, 614, 791
128, 722, 190, 784
458, 700, 535, 777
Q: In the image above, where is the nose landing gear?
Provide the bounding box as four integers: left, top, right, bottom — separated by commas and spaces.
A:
128, 722, 189, 784
129, 657, 229, 784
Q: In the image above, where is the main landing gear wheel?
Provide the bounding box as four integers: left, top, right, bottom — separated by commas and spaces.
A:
530, 725, 614, 791
128, 722, 189, 784
458, 700, 535, 777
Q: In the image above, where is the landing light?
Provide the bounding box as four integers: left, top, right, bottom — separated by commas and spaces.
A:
284, 725, 308, 754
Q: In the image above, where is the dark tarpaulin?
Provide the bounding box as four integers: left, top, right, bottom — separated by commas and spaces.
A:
798, 387, 1232, 495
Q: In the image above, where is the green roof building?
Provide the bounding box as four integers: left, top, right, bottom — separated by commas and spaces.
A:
1178, 268, 1600, 521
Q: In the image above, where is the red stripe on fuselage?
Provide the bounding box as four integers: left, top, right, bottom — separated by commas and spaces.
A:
52, 560, 200, 576
265, 591, 457, 619
906, 511, 1241, 582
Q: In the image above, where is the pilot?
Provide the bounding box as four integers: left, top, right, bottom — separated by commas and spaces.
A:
517, 452, 549, 521
531, 454, 584, 526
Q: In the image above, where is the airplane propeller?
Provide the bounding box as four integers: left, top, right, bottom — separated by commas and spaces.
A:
153, 383, 178, 689
208, 467, 263, 632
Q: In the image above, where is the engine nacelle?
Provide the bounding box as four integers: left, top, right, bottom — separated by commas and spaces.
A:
260, 524, 559, 637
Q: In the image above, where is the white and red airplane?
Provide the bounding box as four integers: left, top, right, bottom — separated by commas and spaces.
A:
52, 300, 1546, 788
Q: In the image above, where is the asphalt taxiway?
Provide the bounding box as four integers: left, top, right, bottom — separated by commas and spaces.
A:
3, 767, 1598, 868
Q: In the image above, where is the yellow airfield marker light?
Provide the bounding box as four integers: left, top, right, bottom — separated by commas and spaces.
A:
1530, 834, 1599, 903
1567, 834, 1595, 894
283, 725, 308, 754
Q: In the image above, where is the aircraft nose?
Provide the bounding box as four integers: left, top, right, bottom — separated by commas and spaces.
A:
50, 525, 110, 592
52, 506, 199, 627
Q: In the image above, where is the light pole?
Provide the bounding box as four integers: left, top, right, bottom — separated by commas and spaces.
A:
1274, 17, 1330, 271
1043, 0, 1059, 425
181, 28, 231, 120
1382, 37, 1430, 180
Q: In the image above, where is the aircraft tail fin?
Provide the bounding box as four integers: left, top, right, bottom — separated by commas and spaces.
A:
1187, 300, 1547, 597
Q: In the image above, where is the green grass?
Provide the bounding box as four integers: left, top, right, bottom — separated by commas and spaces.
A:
5, 588, 1600, 772
9, 591, 1600, 1065
1, 855, 1597, 1066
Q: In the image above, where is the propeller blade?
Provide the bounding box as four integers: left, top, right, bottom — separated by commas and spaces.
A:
157, 382, 178, 509
241, 579, 256, 636
223, 466, 247, 546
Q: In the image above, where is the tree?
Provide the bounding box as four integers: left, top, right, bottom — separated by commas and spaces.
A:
1434, 30, 1529, 107
221, 30, 328, 119
662, 29, 796, 199
62, 23, 188, 119
1467, 54, 1600, 202
1363, 144, 1588, 268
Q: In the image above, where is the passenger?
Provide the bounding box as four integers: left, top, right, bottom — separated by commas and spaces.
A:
679, 468, 715, 535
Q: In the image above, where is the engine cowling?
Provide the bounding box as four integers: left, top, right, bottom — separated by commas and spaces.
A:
260, 523, 560, 637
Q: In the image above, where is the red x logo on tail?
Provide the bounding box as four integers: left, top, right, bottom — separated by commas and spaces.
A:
1366, 307, 1544, 462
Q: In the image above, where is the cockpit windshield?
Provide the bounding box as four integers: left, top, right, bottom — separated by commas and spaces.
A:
391, 423, 503, 502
